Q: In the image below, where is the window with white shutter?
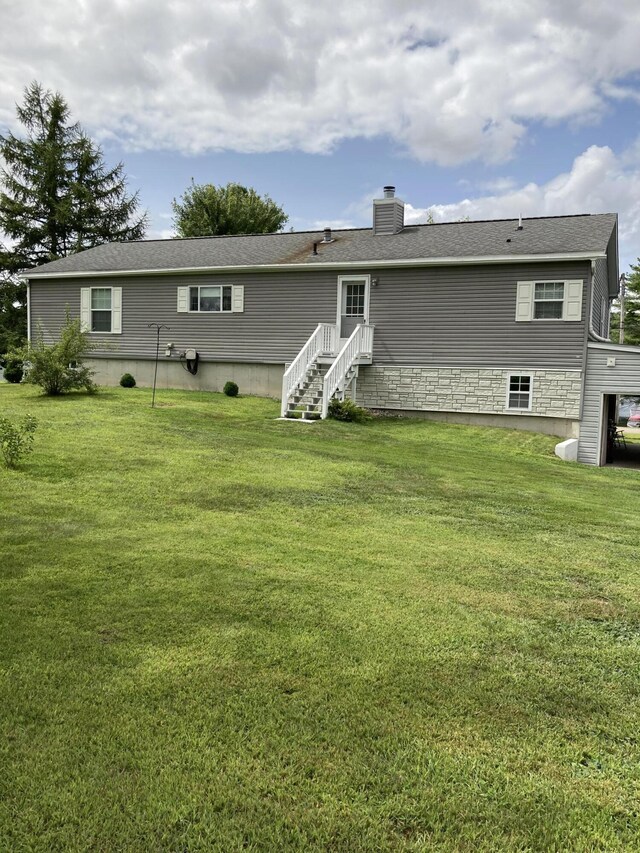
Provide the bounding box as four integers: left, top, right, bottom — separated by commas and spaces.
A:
178, 284, 244, 313
515, 280, 582, 322
81, 286, 122, 333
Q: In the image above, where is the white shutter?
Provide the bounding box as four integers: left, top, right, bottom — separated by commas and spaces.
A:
563, 280, 583, 322
80, 288, 91, 331
177, 286, 189, 312
111, 287, 122, 334
515, 282, 533, 321
232, 285, 244, 313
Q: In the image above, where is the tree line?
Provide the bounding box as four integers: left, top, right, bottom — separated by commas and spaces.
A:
2, 82, 637, 355
0, 82, 288, 356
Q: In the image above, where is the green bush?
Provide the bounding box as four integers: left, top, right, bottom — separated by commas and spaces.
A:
6, 312, 97, 396
223, 381, 239, 397
120, 373, 136, 388
0, 414, 37, 468
327, 397, 371, 423
2, 357, 23, 383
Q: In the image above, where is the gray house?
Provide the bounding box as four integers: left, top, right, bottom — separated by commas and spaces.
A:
23, 187, 635, 465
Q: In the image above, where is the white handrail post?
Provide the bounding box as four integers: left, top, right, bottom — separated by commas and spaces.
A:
281, 323, 338, 417
321, 324, 374, 419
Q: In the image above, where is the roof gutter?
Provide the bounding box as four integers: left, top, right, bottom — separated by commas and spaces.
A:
21, 251, 606, 281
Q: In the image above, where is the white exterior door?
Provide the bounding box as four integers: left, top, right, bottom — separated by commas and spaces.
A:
338, 275, 370, 344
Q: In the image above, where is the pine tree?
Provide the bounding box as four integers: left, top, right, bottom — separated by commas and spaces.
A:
0, 263, 25, 356
611, 262, 640, 346
0, 82, 147, 351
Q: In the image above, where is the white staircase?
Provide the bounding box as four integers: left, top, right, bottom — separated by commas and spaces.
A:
281, 323, 374, 420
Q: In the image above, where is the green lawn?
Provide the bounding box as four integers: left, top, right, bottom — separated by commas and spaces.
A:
1, 385, 640, 852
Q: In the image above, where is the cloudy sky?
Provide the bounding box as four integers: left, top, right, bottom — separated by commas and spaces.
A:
2, 0, 640, 267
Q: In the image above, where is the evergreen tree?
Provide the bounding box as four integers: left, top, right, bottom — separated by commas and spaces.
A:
0, 264, 26, 357
0, 82, 147, 350
172, 181, 288, 237
611, 262, 640, 346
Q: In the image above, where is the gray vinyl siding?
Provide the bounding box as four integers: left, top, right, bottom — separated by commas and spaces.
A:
591, 257, 610, 337
29, 260, 590, 368
30, 270, 339, 364
368, 261, 590, 369
372, 201, 404, 236
579, 343, 640, 464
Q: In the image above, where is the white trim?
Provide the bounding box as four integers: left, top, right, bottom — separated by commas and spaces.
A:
516, 278, 583, 323
177, 286, 189, 312
588, 342, 640, 354
111, 286, 122, 334
21, 251, 606, 281
337, 274, 370, 330
367, 364, 581, 372
187, 283, 233, 313
80, 287, 91, 332
598, 393, 607, 467
505, 372, 533, 411
231, 284, 244, 313
86, 286, 121, 335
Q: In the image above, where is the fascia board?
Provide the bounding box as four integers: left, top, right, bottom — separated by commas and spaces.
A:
21, 251, 605, 281
588, 341, 640, 354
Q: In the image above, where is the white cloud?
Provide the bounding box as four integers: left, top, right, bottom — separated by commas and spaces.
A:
147, 227, 176, 241
0, 0, 640, 164
404, 143, 640, 268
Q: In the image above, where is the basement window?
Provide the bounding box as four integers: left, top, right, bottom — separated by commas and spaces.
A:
190, 285, 233, 312
507, 374, 532, 410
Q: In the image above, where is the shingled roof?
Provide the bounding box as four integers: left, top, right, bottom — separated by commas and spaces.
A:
25, 213, 617, 277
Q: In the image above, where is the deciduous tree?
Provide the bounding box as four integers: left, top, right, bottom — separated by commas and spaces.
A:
172, 181, 288, 237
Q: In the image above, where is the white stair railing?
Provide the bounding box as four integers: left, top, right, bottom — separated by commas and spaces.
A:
281, 323, 337, 416
321, 324, 374, 418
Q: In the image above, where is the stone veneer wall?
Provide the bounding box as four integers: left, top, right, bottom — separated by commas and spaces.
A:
356, 366, 582, 420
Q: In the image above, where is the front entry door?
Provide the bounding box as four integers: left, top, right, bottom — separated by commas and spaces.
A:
338, 275, 370, 344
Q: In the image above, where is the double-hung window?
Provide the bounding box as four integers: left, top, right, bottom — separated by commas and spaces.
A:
507, 374, 532, 410
533, 282, 564, 319
80, 286, 122, 334
515, 280, 583, 322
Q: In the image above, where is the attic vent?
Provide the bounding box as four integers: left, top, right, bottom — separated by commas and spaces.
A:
322, 227, 333, 243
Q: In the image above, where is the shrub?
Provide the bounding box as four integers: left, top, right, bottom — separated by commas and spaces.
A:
2, 357, 23, 383
0, 415, 37, 468
120, 373, 136, 388
223, 381, 239, 397
327, 397, 371, 423
7, 312, 97, 396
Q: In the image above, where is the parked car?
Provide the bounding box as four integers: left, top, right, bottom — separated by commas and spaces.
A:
627, 410, 640, 428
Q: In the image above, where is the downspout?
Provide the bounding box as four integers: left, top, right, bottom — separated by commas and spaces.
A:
588, 260, 611, 343
26, 278, 31, 342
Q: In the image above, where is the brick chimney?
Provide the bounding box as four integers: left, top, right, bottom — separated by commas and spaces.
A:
373, 186, 404, 235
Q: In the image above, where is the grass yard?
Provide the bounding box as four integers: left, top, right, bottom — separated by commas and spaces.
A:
1, 384, 640, 852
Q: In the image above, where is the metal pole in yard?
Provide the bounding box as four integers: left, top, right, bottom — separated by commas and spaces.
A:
619, 274, 626, 344
148, 323, 170, 408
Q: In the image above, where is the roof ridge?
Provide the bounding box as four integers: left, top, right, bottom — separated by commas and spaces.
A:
124, 212, 616, 246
